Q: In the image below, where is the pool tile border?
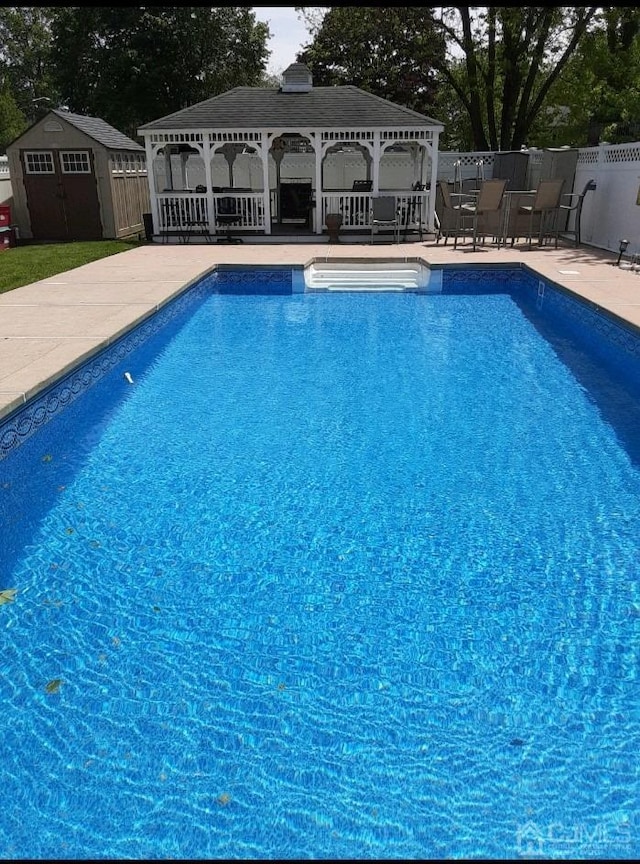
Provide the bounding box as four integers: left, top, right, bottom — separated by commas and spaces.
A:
2, 263, 640, 461
0, 280, 209, 460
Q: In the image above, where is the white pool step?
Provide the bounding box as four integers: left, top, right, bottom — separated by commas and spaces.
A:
304, 261, 432, 292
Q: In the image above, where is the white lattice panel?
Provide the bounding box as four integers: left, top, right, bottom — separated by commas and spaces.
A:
577, 150, 599, 165
605, 144, 640, 163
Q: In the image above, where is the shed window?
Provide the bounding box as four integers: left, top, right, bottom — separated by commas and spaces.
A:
24, 151, 55, 174
60, 151, 91, 173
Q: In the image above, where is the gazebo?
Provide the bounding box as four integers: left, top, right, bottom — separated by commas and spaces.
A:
138, 63, 444, 241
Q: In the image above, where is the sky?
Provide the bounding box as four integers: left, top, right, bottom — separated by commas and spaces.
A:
252, 6, 315, 75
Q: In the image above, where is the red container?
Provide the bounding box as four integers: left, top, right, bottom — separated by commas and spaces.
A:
0, 204, 10, 228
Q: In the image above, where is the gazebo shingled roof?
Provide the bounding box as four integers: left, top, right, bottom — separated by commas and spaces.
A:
138, 86, 443, 132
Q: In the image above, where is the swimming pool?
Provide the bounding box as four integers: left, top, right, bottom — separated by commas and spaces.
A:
1, 266, 639, 858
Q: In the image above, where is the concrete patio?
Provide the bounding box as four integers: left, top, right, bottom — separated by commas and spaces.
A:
1, 237, 640, 424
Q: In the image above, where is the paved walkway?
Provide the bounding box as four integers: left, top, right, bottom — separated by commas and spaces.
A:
1, 237, 640, 423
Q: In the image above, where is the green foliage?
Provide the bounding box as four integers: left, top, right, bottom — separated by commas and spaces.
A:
432, 60, 475, 151
294, 6, 328, 39
0, 81, 27, 151
0, 7, 60, 122
295, 6, 599, 149
297, 7, 446, 117
1, 3, 636, 155
49, 7, 270, 138
0, 240, 142, 294
434, 6, 598, 150
604, 6, 640, 51
259, 70, 283, 89
538, 7, 640, 146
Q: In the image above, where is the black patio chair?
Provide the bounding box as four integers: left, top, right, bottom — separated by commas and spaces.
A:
183, 195, 212, 244
215, 196, 243, 244
402, 181, 426, 242
558, 179, 597, 247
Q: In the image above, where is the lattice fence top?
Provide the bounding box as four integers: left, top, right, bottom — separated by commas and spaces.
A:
442, 144, 640, 168
605, 143, 640, 163
439, 152, 495, 169
110, 153, 147, 174
577, 150, 599, 165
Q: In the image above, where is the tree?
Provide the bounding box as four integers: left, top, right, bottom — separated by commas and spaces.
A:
294, 6, 328, 39
433, 7, 599, 150
538, 6, 640, 146
49, 6, 271, 138
0, 80, 27, 152
0, 7, 60, 124
259, 70, 284, 88
296, 7, 446, 117
431, 60, 475, 151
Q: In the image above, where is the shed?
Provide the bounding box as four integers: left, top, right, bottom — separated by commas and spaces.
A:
7, 109, 150, 242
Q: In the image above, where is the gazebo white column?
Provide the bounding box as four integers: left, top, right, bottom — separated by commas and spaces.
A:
179, 151, 189, 190
363, 148, 372, 183
320, 140, 337, 230
310, 131, 322, 235
260, 132, 271, 235
408, 143, 420, 187
426, 134, 440, 233
163, 147, 173, 191
271, 142, 285, 228
220, 143, 244, 187
144, 138, 159, 235
372, 131, 381, 193
202, 136, 215, 236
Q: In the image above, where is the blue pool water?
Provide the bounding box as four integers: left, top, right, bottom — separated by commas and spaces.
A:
1, 269, 639, 859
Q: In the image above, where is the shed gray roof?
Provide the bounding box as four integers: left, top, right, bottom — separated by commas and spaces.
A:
52, 109, 144, 151
138, 85, 444, 132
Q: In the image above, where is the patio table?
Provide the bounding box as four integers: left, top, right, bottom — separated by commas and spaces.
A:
497, 189, 537, 248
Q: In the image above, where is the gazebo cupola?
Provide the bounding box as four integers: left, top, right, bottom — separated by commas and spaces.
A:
280, 62, 313, 93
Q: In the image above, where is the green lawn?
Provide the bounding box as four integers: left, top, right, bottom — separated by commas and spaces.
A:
0, 239, 144, 294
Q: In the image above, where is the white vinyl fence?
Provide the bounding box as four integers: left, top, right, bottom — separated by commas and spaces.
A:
0, 156, 11, 205
4, 146, 640, 252
439, 145, 640, 255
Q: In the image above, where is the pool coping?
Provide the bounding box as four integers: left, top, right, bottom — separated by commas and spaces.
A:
1, 240, 639, 428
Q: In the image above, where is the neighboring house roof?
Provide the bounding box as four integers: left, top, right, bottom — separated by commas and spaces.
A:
51, 109, 144, 151
138, 85, 444, 132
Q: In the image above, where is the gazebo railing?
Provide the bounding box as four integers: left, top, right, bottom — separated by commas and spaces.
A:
320, 190, 430, 231
156, 192, 208, 232
213, 192, 265, 231
156, 191, 266, 234
155, 189, 429, 235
